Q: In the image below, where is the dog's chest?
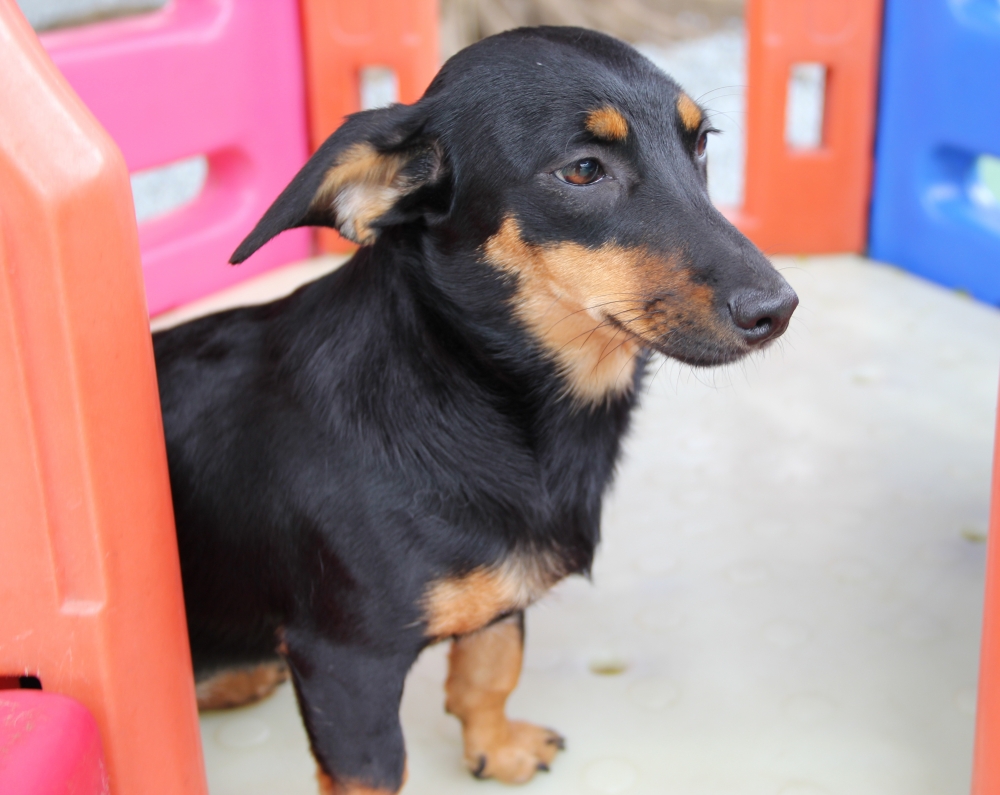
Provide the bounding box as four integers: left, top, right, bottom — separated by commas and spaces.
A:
421, 552, 566, 639
415, 401, 633, 638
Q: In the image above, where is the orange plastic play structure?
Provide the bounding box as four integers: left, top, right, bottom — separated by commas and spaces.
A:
973, 393, 1000, 795
300, 0, 440, 253
0, 4, 207, 795
727, 0, 883, 254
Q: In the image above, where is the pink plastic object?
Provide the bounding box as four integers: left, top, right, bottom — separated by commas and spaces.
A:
39, 0, 311, 316
0, 690, 109, 795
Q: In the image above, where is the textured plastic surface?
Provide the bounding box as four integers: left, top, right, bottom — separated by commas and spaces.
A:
974, 392, 1000, 794
869, 1, 1000, 305
726, 0, 882, 254
0, 690, 108, 795
38, 0, 311, 316
0, 3, 208, 794
300, 0, 439, 253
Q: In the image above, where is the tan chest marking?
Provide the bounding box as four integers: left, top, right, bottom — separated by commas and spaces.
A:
586, 106, 629, 141
317, 769, 405, 795
424, 557, 562, 639
677, 93, 703, 132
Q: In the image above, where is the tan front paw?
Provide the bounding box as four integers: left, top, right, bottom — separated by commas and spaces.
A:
465, 720, 564, 784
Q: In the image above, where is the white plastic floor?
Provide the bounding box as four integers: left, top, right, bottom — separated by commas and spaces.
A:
156, 254, 1000, 795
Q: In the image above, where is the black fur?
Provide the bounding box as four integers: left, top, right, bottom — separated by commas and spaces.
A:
154, 26, 796, 791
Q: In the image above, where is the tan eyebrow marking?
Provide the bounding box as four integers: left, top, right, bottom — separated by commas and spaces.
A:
676, 93, 703, 132
585, 106, 629, 141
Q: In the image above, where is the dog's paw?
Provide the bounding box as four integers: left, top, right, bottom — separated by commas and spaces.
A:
465, 720, 564, 784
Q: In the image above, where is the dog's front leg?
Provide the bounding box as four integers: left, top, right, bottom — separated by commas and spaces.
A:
445, 611, 564, 784
283, 626, 416, 795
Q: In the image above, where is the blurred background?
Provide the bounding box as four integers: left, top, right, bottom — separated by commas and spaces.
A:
437, 0, 743, 56
17, 0, 751, 209
17, 0, 745, 46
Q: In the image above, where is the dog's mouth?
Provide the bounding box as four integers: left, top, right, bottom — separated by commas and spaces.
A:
602, 300, 791, 369
648, 336, 758, 368
629, 329, 754, 368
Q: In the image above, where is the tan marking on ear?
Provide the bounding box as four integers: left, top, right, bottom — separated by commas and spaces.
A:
484, 218, 731, 402
424, 555, 563, 639
677, 93, 703, 132
312, 143, 412, 246
196, 662, 288, 711
585, 106, 629, 141
445, 616, 563, 783
317, 769, 404, 795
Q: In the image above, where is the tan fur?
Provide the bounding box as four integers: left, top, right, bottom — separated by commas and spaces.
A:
195, 662, 288, 711
484, 217, 726, 403
317, 769, 402, 795
423, 554, 563, 639
676, 92, 703, 131
585, 106, 629, 141
445, 616, 562, 784
312, 143, 412, 246
317, 771, 336, 795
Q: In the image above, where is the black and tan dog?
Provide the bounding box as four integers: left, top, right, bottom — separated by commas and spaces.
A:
154, 26, 797, 794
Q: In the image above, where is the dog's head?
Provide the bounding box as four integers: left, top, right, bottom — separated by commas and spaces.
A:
233, 27, 797, 402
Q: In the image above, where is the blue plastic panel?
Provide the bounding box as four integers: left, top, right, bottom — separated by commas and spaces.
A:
870, 0, 1000, 305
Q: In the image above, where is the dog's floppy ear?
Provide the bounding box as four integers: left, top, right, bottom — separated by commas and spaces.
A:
231, 103, 444, 263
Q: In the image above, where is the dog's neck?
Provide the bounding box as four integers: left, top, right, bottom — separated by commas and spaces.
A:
291, 239, 643, 564
404, 234, 646, 410
401, 237, 644, 522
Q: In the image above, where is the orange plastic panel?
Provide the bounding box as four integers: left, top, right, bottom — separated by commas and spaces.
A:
973, 392, 1000, 795
299, 0, 440, 253
726, 0, 883, 254
0, 4, 207, 795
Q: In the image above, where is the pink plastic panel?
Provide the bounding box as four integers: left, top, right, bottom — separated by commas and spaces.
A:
39, 0, 311, 316
0, 690, 109, 795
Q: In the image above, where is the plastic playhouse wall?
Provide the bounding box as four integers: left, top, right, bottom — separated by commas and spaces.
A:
869, 0, 1000, 305
35, 0, 441, 311
0, 3, 208, 794
727, 0, 882, 255
38, 0, 312, 316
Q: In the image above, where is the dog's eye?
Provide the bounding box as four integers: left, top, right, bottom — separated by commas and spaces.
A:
555, 159, 605, 185
696, 132, 709, 159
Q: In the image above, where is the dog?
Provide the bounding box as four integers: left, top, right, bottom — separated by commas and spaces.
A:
153, 26, 797, 794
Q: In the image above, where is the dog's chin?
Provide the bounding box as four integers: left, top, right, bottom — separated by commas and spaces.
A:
648, 337, 755, 368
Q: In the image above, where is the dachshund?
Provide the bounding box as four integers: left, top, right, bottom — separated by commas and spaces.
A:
153, 25, 797, 794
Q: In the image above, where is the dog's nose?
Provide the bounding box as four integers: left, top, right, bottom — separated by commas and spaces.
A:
728, 286, 798, 344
